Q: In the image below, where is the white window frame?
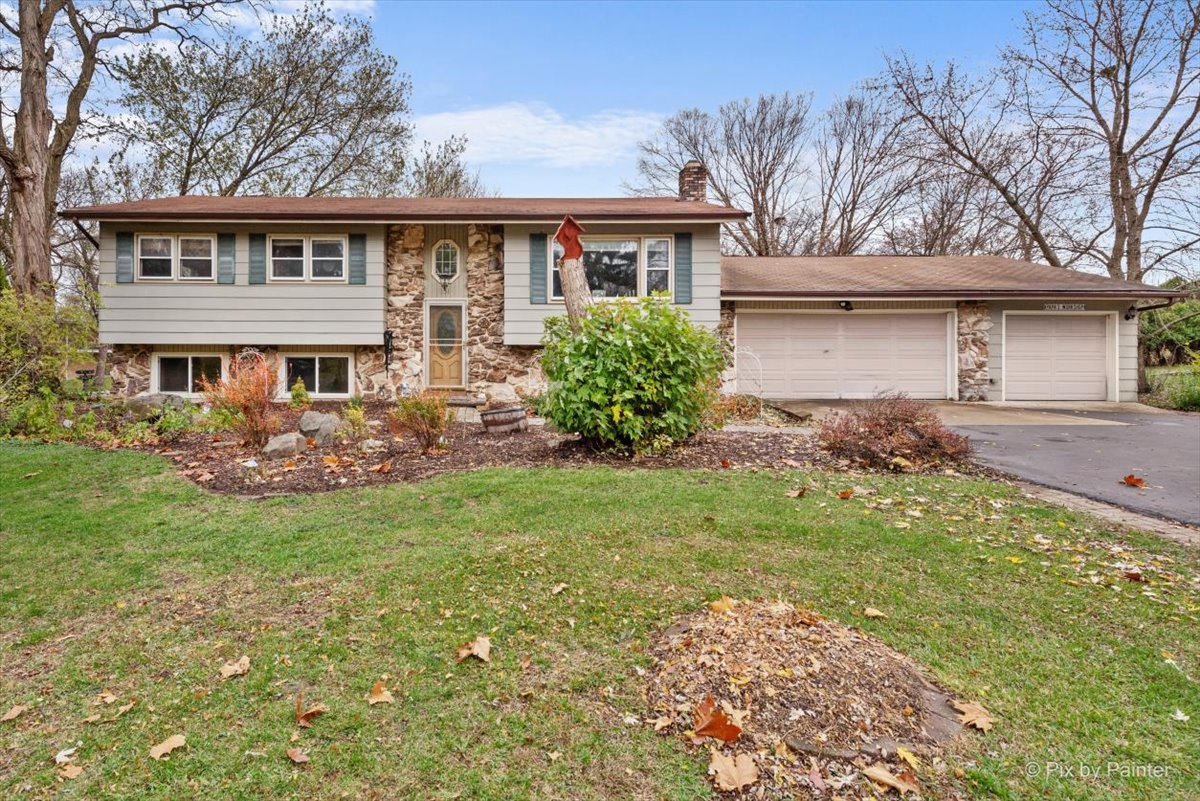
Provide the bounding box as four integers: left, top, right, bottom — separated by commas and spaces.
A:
152, 352, 227, 397
549, 235, 674, 301
136, 234, 178, 281
267, 234, 349, 283
431, 239, 461, 283
277, 354, 354, 398
177, 235, 217, 282
136, 234, 220, 282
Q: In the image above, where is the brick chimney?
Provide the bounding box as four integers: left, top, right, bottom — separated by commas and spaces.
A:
678, 160, 707, 202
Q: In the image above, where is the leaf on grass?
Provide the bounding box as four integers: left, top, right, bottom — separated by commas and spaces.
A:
456, 635, 491, 663
22, 471, 41, 479
952, 700, 994, 731
652, 715, 672, 732
837, 488, 855, 500
693, 695, 742, 742
98, 691, 117, 705
863, 763, 919, 795
2, 704, 26, 722
709, 749, 758, 791
896, 746, 920, 769
286, 748, 309, 764
551, 582, 568, 595
82, 713, 101, 724
294, 694, 328, 728
367, 680, 394, 705
114, 699, 136, 719
53, 746, 77, 765
59, 763, 84, 779
219, 655, 251, 680
890, 455, 913, 470
1119, 474, 1146, 488
864, 607, 887, 619
367, 460, 392, 474
149, 734, 186, 760
785, 486, 808, 498
719, 459, 732, 469
708, 596, 736, 614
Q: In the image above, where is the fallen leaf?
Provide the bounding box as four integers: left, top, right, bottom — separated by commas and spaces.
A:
286, 748, 309, 764
863, 763, 920, 795
890, 455, 913, 470
194, 471, 214, 482
551, 582, 568, 595
547, 750, 562, 762
952, 699, 994, 731
864, 607, 887, 619
115, 699, 137, 719
693, 695, 742, 742
456, 635, 491, 663
1119, 474, 1146, 488
282, 459, 297, 472
219, 655, 251, 680
719, 459, 732, 469
837, 488, 855, 500
709, 749, 758, 791
652, 716, 672, 732
82, 713, 101, 724
53, 746, 77, 765
1123, 569, 1148, 583
367, 680, 394, 705
808, 759, 828, 794
708, 596, 736, 614
785, 486, 808, 498
149, 734, 186, 760
98, 691, 117, 705
367, 460, 392, 474
22, 471, 41, 479
1171, 709, 1189, 722
2, 704, 26, 722
294, 694, 328, 728
896, 746, 921, 769
322, 455, 340, 468
59, 763, 83, 779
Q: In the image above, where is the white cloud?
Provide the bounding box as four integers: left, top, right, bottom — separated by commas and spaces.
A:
413, 102, 663, 169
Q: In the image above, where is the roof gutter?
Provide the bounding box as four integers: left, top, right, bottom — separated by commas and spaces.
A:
58, 214, 748, 225
721, 289, 1182, 300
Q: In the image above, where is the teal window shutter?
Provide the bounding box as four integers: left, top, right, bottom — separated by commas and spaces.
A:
529, 233, 547, 304
217, 233, 236, 284
675, 232, 692, 304
248, 234, 266, 284
348, 234, 367, 285
116, 232, 134, 283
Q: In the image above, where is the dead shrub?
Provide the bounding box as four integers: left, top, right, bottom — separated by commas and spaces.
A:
388, 391, 455, 451
199, 354, 280, 447
707, 393, 763, 426
817, 393, 970, 470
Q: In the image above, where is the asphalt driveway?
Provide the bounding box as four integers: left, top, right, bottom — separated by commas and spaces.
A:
949, 407, 1200, 526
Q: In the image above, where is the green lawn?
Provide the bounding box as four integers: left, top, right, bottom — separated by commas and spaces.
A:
1, 442, 1197, 800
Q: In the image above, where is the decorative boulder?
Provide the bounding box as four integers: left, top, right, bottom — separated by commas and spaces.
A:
298, 410, 342, 446
359, 438, 386, 453
262, 432, 306, 460
124, 393, 186, 421
484, 382, 521, 407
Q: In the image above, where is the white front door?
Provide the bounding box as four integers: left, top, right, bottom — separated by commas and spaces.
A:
735, 312, 952, 399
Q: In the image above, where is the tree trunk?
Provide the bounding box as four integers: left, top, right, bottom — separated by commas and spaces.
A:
558, 257, 592, 331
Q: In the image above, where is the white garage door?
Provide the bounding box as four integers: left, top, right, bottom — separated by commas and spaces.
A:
1005, 315, 1110, 401
736, 313, 951, 399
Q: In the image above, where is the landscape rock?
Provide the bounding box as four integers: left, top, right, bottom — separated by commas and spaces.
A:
262, 432, 306, 460
124, 393, 185, 420
359, 438, 386, 452
298, 410, 342, 445
483, 382, 521, 407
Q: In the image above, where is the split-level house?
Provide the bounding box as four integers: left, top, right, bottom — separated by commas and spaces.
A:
62, 162, 1178, 404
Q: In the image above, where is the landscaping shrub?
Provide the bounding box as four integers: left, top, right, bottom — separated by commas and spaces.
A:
199, 355, 280, 447
0, 289, 94, 426
539, 298, 726, 452
1159, 352, 1200, 411
706, 393, 763, 426
817, 393, 971, 470
154, 404, 196, 443
388, 391, 453, 451
344, 404, 368, 440
289, 377, 311, 409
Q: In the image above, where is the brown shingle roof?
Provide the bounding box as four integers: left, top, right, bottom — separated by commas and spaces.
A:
721, 255, 1178, 299
60, 195, 748, 222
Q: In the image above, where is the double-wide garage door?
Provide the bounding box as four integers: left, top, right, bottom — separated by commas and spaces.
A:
736, 313, 951, 399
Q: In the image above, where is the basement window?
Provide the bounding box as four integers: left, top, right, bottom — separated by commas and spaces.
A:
283, 356, 351, 396
156, 355, 223, 394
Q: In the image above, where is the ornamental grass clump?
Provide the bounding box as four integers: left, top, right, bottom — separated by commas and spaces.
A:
540, 297, 726, 453
388, 391, 454, 451
817, 393, 971, 470
199, 355, 280, 447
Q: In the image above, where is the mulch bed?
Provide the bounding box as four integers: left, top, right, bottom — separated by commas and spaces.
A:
126, 402, 837, 497
645, 599, 973, 799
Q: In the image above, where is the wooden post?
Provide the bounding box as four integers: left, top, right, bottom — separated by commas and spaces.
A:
554, 215, 592, 330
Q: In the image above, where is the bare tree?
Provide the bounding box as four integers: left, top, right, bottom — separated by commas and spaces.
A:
627, 94, 814, 255
106, 4, 410, 197
0, 0, 237, 297
806, 87, 917, 255
881, 166, 1022, 256
402, 137, 493, 198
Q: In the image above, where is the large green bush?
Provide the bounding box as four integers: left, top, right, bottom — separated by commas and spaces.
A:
540, 297, 726, 452
0, 290, 94, 421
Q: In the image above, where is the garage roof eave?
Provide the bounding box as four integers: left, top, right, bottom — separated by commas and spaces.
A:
720, 289, 1183, 300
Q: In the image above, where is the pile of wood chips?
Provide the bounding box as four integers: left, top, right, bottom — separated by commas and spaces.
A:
645, 599, 969, 798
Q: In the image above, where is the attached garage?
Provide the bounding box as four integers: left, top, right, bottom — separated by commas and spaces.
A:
735, 312, 952, 399
1002, 314, 1113, 401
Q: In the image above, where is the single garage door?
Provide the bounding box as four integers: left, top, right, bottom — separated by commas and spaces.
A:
1004, 315, 1110, 401
736, 312, 951, 399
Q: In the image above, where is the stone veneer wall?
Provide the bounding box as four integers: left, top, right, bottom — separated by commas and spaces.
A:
108, 345, 153, 396
383, 224, 427, 395
956, 301, 992, 401
464, 224, 542, 394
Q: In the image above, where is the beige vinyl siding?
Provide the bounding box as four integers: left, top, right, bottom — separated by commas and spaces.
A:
991, 300, 1137, 402
97, 222, 386, 346
502, 222, 723, 345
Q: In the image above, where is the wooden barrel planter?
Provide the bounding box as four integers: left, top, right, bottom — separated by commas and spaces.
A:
480, 406, 528, 434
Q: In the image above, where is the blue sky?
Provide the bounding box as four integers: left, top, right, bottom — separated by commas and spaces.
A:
367, 0, 1038, 196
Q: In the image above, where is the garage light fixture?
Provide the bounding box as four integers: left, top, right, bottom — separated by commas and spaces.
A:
838, 300, 854, 312
1124, 305, 1137, 321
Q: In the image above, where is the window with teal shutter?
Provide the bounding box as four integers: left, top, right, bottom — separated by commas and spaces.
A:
529, 233, 547, 304
348, 234, 367, 284
248, 234, 266, 284
217, 234, 236, 284
674, 232, 692, 304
